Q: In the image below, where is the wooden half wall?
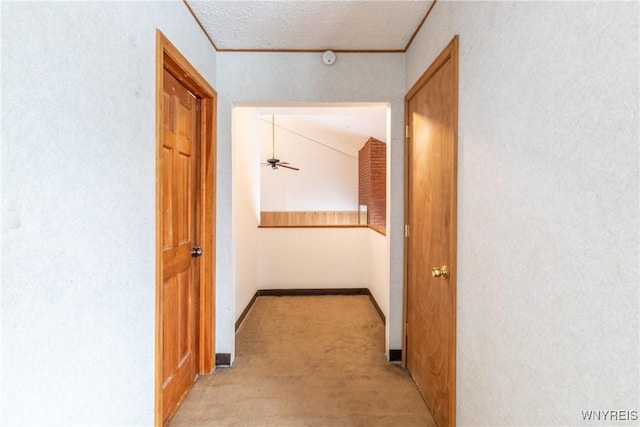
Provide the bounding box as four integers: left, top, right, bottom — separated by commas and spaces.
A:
260, 211, 360, 226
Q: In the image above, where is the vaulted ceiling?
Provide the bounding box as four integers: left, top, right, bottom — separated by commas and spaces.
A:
261, 105, 388, 158
186, 0, 436, 52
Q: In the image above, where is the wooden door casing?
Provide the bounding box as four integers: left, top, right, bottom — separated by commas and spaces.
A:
404, 36, 458, 427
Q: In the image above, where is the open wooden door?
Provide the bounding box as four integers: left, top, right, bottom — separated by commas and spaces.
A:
404, 36, 459, 427
156, 31, 217, 426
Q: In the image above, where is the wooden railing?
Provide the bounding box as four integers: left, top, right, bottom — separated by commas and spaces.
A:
260, 211, 360, 226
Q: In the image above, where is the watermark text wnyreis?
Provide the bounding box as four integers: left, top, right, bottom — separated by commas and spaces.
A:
581, 410, 638, 422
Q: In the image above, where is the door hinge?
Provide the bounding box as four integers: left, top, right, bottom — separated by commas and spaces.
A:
404, 224, 409, 238
405, 125, 410, 138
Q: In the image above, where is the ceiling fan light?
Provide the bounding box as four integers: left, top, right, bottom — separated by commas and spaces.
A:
264, 115, 300, 171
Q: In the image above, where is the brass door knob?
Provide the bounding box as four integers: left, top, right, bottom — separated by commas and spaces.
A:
431, 265, 448, 279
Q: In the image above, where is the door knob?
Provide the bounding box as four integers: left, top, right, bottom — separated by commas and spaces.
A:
191, 246, 203, 257
431, 265, 448, 279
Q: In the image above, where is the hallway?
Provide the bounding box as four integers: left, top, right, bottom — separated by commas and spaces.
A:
168, 295, 436, 426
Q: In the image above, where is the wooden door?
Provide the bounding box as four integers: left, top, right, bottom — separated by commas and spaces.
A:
404, 36, 458, 427
161, 69, 199, 423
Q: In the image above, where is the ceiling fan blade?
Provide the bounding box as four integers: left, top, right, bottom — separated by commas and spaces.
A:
277, 163, 299, 171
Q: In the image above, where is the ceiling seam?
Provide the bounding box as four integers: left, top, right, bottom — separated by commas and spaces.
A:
183, 0, 218, 51
216, 48, 405, 54
404, 0, 438, 52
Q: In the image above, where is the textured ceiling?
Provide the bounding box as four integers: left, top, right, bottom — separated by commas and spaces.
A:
186, 0, 435, 51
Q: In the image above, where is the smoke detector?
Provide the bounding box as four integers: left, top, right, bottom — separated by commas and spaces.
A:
321, 50, 336, 66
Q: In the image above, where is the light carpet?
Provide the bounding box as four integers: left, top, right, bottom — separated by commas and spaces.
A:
169, 295, 436, 426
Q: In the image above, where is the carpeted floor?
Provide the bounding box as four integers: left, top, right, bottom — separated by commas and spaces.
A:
168, 295, 436, 426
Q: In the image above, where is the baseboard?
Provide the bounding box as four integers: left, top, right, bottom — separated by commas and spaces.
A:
257, 288, 369, 297
389, 349, 402, 362
235, 292, 259, 331
367, 292, 385, 323
215, 353, 231, 367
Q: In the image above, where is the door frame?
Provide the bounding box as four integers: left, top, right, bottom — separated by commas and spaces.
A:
155, 29, 217, 426
402, 35, 459, 426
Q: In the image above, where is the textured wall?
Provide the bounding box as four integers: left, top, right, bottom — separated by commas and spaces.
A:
0, 2, 216, 425
217, 52, 405, 355
407, 1, 639, 425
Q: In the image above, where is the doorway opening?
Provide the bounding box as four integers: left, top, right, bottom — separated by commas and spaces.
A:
231, 102, 392, 358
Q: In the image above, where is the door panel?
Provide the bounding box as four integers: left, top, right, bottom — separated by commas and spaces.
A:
405, 37, 458, 427
161, 69, 198, 423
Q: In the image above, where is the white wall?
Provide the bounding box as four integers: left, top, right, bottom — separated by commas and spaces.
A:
232, 108, 262, 324
260, 116, 359, 212
0, 2, 216, 425
218, 52, 406, 359
258, 228, 370, 289
406, 1, 639, 425
367, 230, 389, 322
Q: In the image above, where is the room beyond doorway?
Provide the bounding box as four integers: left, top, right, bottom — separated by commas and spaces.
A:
231, 102, 393, 358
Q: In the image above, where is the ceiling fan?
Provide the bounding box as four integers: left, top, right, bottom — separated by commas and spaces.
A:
262, 115, 300, 171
